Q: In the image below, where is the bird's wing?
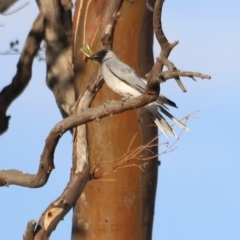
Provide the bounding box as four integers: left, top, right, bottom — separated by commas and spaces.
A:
106, 58, 146, 93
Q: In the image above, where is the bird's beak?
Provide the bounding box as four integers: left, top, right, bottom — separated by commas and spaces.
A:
80, 44, 99, 63
88, 54, 100, 63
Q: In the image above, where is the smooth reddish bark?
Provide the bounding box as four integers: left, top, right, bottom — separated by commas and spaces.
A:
72, 1, 158, 239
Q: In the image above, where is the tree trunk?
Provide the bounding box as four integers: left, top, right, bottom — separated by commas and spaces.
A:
72, 1, 158, 239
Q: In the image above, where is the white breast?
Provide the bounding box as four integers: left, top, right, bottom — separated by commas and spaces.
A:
101, 61, 141, 98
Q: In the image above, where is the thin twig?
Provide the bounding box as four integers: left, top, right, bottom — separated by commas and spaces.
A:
91, 111, 197, 180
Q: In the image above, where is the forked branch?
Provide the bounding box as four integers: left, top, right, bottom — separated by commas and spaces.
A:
0, 93, 157, 187
149, 0, 210, 92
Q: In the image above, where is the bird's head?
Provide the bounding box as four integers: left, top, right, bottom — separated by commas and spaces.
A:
89, 49, 109, 64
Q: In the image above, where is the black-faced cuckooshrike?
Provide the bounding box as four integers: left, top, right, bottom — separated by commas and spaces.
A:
89, 50, 189, 137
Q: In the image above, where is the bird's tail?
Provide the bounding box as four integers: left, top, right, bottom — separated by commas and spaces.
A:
141, 78, 178, 109
157, 95, 178, 108
144, 104, 189, 137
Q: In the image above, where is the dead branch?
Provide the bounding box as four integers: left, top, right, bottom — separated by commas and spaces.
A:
31, 163, 89, 240
100, 0, 123, 48
0, 0, 211, 239
0, 0, 209, 182
23, 220, 37, 240
0, 1, 29, 15
0, 0, 19, 13
160, 69, 211, 81
91, 134, 158, 180
157, 54, 211, 91
153, 0, 174, 54
21, 69, 98, 240
22, 2, 127, 238
0, 14, 43, 135
149, 0, 186, 92
0, 90, 158, 187
0, 47, 209, 186
37, 0, 76, 118
33, 119, 90, 240
91, 111, 196, 180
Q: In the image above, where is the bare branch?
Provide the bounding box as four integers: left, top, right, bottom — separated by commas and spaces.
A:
0, 91, 158, 187
160, 69, 211, 82
23, 220, 37, 240
0, 14, 43, 135
23, 2, 127, 238
32, 164, 90, 240
0, 0, 18, 13
91, 111, 197, 180
21, 64, 101, 239
154, 0, 173, 53
0, 1, 29, 15
100, 0, 123, 49
157, 55, 211, 91
0, 14, 209, 186
148, 0, 211, 92
0, 0, 210, 238
146, 0, 179, 89
174, 77, 187, 92
37, 0, 76, 118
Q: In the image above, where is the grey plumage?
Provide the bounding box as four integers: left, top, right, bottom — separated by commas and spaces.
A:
90, 50, 189, 137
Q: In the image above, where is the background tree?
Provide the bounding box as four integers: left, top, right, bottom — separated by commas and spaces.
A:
0, 0, 239, 240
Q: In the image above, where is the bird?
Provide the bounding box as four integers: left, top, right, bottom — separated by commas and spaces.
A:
89, 49, 189, 137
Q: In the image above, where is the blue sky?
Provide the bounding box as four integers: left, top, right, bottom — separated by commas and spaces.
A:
1, 0, 240, 239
